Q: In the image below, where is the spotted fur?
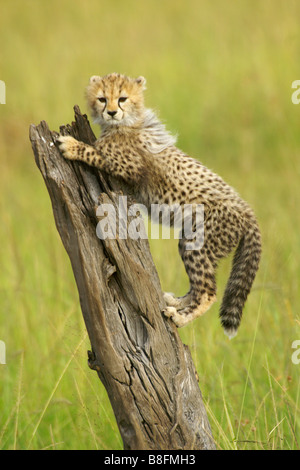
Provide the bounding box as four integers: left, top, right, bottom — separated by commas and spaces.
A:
58, 73, 261, 338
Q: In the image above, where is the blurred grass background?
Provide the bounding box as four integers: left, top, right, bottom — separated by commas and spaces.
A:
1, 0, 300, 450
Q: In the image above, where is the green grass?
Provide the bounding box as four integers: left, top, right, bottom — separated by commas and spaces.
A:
1, 0, 300, 450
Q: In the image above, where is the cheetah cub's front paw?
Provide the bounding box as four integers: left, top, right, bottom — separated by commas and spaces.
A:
57, 135, 79, 160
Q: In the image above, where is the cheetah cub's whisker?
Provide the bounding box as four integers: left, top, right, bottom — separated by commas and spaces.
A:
58, 73, 261, 338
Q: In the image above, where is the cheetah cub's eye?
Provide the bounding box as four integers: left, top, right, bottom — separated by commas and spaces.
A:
98, 97, 106, 104
118, 97, 127, 104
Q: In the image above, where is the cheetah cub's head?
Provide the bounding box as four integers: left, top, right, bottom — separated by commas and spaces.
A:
86, 73, 146, 128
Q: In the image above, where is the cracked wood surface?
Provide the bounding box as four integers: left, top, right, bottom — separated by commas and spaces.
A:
29, 105, 215, 450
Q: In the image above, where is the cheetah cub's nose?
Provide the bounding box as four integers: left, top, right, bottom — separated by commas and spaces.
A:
107, 111, 117, 117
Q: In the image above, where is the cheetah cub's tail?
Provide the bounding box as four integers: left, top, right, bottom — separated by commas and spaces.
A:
220, 218, 261, 339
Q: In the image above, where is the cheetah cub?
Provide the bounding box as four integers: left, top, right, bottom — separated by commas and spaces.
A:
58, 73, 261, 338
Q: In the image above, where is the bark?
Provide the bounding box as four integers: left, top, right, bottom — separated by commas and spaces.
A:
29, 105, 215, 450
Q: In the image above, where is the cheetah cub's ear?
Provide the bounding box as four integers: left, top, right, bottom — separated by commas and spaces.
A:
135, 76, 147, 90
89, 75, 102, 84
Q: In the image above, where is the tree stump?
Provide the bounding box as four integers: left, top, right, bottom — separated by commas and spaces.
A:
29, 106, 215, 450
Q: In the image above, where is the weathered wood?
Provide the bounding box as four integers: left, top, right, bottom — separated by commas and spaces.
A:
29, 105, 215, 450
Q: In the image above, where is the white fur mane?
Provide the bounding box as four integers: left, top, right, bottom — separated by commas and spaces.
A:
99, 108, 177, 154
140, 109, 177, 154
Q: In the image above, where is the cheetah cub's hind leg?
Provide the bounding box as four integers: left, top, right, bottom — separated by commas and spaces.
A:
163, 291, 191, 309
163, 294, 216, 328
164, 293, 216, 328
163, 237, 217, 328
163, 292, 192, 328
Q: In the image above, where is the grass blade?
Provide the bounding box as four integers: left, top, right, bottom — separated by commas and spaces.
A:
27, 333, 87, 449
